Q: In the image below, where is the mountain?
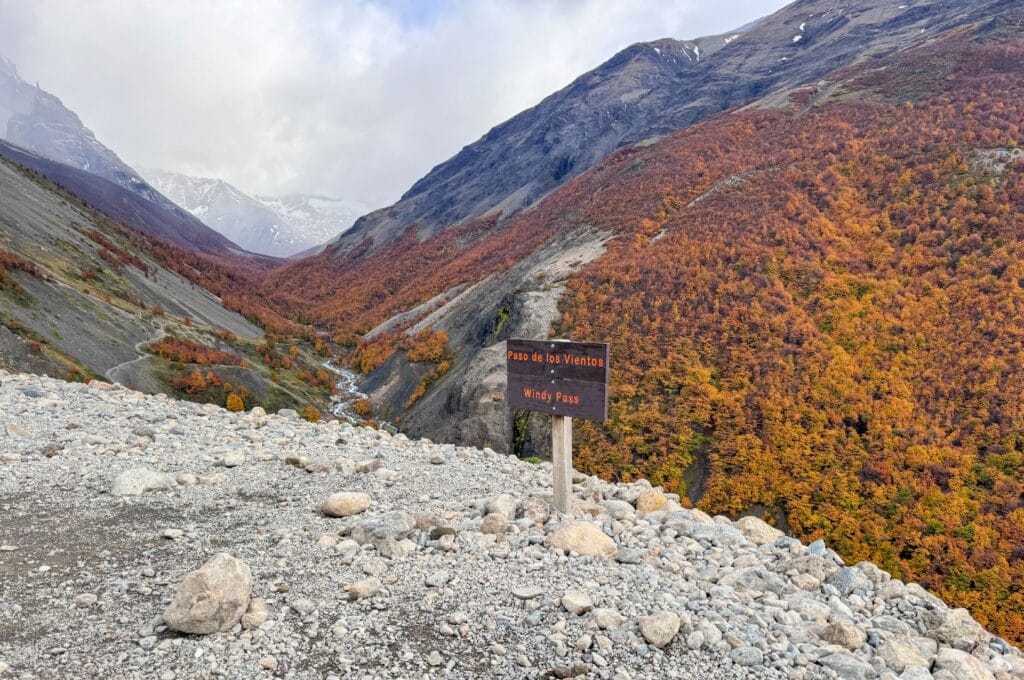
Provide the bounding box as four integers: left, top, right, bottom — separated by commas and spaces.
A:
142, 168, 366, 257
266, 2, 1024, 642
325, 0, 1016, 258
0, 56, 252, 256
0, 149, 334, 413
0, 140, 247, 256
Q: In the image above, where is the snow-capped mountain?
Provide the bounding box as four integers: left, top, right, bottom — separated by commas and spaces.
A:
142, 168, 366, 257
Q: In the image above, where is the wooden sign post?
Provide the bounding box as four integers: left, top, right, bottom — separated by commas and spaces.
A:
506, 338, 609, 513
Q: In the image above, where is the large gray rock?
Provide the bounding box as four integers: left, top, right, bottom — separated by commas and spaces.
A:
351, 511, 417, 558
818, 653, 875, 680
924, 608, 986, 648
163, 554, 252, 634
717, 566, 792, 597
818, 621, 867, 651
877, 636, 928, 672
110, 468, 175, 496
685, 522, 746, 546
932, 648, 994, 680
826, 567, 873, 596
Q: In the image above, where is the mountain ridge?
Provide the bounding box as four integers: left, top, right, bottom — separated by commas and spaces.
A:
142, 168, 366, 257
322, 0, 1015, 259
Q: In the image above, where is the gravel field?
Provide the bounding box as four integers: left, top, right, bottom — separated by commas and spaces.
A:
0, 371, 1021, 679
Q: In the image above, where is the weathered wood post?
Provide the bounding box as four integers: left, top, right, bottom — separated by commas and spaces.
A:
506, 338, 609, 514
551, 414, 573, 513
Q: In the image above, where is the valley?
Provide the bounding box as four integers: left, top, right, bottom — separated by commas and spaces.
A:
2, 0, 1024, 663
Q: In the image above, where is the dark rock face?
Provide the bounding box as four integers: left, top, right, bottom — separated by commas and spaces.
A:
328, 0, 1015, 257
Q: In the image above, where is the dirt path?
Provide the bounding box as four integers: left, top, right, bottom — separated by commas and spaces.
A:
104, 323, 164, 385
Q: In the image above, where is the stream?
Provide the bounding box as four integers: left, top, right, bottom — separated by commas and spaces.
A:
322, 361, 394, 430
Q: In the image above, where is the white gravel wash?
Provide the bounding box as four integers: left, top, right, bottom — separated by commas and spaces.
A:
0, 371, 1021, 679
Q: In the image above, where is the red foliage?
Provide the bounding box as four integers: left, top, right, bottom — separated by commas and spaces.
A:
146, 336, 243, 366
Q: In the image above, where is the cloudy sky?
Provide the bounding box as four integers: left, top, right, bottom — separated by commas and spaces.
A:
0, 0, 789, 208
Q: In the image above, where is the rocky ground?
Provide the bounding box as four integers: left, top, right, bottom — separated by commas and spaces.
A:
0, 371, 1021, 679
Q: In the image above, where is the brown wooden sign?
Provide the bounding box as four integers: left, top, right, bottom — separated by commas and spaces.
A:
506, 338, 609, 421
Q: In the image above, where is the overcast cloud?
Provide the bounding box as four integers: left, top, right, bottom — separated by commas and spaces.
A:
0, 0, 789, 207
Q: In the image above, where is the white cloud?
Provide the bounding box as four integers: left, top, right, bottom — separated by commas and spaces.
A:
0, 0, 787, 207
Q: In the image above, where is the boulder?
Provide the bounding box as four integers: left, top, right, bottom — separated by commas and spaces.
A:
924, 608, 986, 648
818, 653, 874, 680
933, 648, 994, 680
685, 522, 746, 546
485, 494, 518, 520
635, 490, 667, 514
818, 621, 867, 651
546, 522, 616, 558
877, 636, 929, 673
111, 468, 175, 496
826, 567, 873, 596
735, 515, 784, 545
351, 512, 416, 558
322, 492, 371, 517
638, 611, 680, 648
163, 554, 252, 634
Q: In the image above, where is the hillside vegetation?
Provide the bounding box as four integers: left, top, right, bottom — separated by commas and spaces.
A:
266, 30, 1024, 643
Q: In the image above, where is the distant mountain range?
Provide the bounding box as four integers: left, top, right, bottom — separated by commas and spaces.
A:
141, 169, 366, 257
0, 55, 245, 255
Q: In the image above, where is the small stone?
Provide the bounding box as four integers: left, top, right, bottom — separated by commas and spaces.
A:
111, 468, 175, 496
481, 513, 509, 534
639, 611, 680, 648
74, 593, 98, 607
259, 656, 278, 671
425, 570, 451, 588
561, 590, 594, 616
162, 528, 184, 540
291, 598, 315, 615
429, 454, 445, 465
220, 451, 244, 467
345, 577, 382, 600
241, 599, 269, 630
729, 646, 764, 667
426, 651, 443, 667
593, 608, 624, 630
176, 473, 197, 486
322, 492, 371, 517
355, 458, 383, 473
513, 586, 544, 600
